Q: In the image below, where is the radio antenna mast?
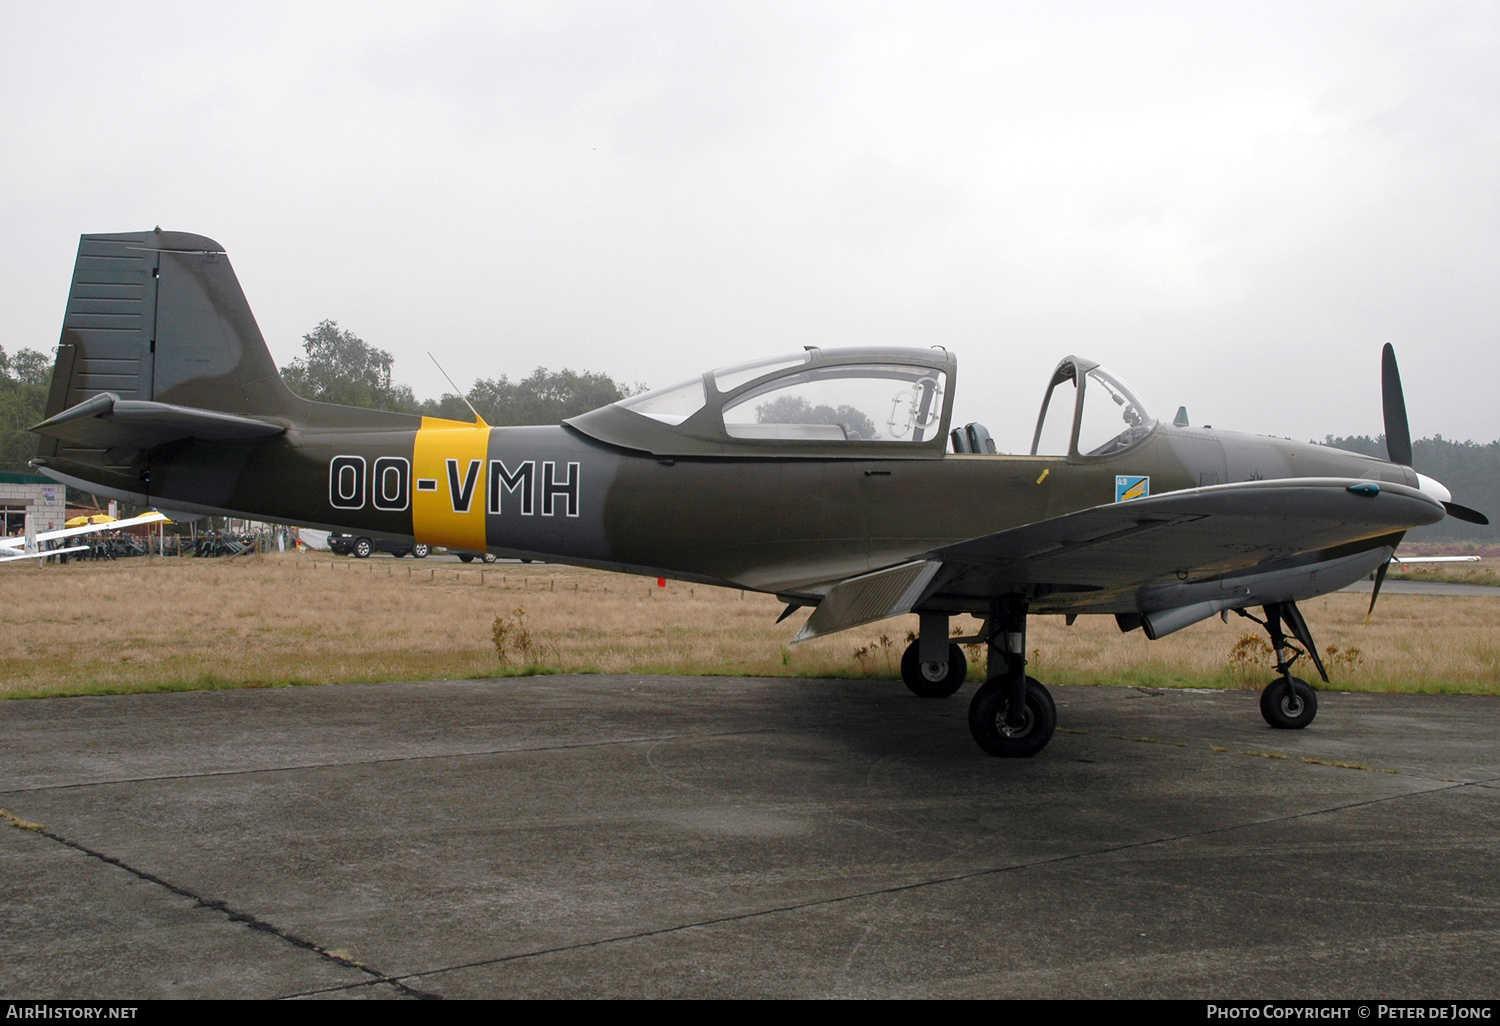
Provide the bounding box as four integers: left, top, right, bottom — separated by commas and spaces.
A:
428, 352, 487, 427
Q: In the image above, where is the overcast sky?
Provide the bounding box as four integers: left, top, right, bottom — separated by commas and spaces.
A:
2, 2, 1496, 450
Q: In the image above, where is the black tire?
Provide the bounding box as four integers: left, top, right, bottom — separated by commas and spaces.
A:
394, 550, 406, 558
353, 538, 372, 559
1260, 677, 1317, 729
481, 553, 498, 564
412, 544, 429, 558
458, 554, 475, 564
968, 676, 1057, 757
899, 641, 968, 698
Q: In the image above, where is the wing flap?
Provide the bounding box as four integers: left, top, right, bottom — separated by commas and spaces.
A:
792, 559, 942, 643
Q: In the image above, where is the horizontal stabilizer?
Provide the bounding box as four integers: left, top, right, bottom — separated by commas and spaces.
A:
32, 392, 284, 456
792, 559, 942, 643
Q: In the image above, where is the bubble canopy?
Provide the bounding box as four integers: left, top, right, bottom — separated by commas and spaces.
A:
567, 347, 958, 459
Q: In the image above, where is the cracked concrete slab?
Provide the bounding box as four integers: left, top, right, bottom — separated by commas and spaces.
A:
0, 813, 376, 999
1, 677, 1496, 998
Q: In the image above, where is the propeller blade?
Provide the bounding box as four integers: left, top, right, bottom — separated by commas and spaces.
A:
1443, 501, 1490, 526
1381, 343, 1413, 467
1365, 559, 1390, 626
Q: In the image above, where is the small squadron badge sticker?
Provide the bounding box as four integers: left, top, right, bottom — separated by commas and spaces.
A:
1115, 475, 1149, 502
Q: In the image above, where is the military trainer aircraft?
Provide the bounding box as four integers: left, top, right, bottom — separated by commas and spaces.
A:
28, 230, 1488, 757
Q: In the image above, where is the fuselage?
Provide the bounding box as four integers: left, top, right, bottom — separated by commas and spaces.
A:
39, 411, 1427, 618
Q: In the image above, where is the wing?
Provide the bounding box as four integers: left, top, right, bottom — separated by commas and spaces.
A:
794, 478, 1444, 640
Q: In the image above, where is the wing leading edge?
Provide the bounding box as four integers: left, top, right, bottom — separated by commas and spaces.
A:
934, 477, 1443, 601
794, 477, 1445, 639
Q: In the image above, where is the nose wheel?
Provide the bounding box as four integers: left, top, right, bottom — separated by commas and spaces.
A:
1260, 676, 1318, 729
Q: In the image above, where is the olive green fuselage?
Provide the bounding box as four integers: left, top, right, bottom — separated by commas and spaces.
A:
40, 413, 1412, 616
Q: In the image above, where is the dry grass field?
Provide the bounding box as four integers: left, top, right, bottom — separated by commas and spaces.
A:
2, 551, 1497, 700
1386, 562, 1498, 586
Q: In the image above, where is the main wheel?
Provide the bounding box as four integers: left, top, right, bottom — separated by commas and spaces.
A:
412, 544, 429, 558
968, 676, 1057, 757
353, 538, 372, 558
458, 554, 475, 564
481, 553, 498, 564
1260, 677, 1317, 729
899, 641, 968, 698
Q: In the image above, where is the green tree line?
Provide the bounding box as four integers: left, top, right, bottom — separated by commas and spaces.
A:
1322, 435, 1500, 543
0, 322, 639, 476
2, 325, 1497, 544
0, 346, 52, 474
281, 320, 640, 424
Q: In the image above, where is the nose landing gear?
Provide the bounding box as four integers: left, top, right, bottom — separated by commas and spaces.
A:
1236, 601, 1329, 730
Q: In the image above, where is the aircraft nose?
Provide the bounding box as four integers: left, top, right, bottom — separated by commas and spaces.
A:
1416, 472, 1452, 504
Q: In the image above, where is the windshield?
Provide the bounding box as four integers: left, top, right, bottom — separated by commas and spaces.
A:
616, 376, 707, 425
1032, 365, 1076, 456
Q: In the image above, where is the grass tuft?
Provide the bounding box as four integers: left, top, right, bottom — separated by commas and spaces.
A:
1301, 757, 1369, 770
1, 809, 42, 831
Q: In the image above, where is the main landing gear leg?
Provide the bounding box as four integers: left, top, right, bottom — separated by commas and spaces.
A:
1238, 602, 1326, 730
967, 597, 1056, 757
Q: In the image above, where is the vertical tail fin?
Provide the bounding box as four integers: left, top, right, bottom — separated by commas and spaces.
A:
44, 230, 305, 422
33, 230, 418, 504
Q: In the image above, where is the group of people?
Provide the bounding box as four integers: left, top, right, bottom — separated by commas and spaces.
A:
39, 524, 125, 563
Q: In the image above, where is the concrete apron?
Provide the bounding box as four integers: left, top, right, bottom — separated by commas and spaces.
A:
1, 676, 1497, 999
